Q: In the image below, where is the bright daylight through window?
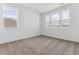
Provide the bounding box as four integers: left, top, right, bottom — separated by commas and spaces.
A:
45, 8, 69, 28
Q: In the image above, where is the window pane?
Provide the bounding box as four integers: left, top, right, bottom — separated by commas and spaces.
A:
3, 7, 18, 28
45, 15, 51, 26
4, 8, 17, 18
61, 9, 69, 19
61, 9, 69, 25
61, 19, 69, 25
51, 13, 60, 25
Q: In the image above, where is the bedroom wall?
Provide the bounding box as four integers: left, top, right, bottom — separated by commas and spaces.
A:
41, 3, 79, 43
0, 3, 40, 44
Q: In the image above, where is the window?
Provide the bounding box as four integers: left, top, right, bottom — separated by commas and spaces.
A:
3, 7, 18, 28
51, 13, 60, 26
45, 14, 51, 27
45, 8, 69, 28
61, 9, 69, 27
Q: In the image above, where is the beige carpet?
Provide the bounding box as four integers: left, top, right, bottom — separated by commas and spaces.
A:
0, 35, 79, 55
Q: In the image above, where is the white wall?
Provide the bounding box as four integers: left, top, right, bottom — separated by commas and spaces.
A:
41, 4, 79, 43
0, 3, 40, 44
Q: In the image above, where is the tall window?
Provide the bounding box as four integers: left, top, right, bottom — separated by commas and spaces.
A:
61, 9, 69, 27
45, 14, 51, 27
51, 13, 60, 27
45, 8, 69, 28
3, 7, 18, 28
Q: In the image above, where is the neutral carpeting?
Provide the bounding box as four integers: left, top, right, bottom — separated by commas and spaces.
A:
0, 35, 79, 55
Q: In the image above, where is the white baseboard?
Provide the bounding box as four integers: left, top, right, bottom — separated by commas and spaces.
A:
0, 34, 40, 44
42, 34, 79, 43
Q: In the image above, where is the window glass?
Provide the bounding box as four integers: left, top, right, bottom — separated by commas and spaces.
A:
44, 8, 69, 28
61, 9, 69, 26
3, 7, 18, 28
51, 13, 60, 25
4, 7, 17, 18
45, 15, 51, 26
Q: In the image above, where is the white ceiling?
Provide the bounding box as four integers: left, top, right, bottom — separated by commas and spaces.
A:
19, 3, 67, 13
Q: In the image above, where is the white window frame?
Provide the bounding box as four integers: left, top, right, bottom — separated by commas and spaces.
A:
45, 8, 70, 28
60, 9, 69, 27
50, 12, 60, 27
3, 6, 19, 29
45, 14, 51, 27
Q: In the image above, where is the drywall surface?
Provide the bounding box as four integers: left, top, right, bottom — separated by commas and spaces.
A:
41, 4, 79, 42
0, 3, 40, 44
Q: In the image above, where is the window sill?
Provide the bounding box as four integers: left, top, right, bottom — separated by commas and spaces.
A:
46, 26, 70, 29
